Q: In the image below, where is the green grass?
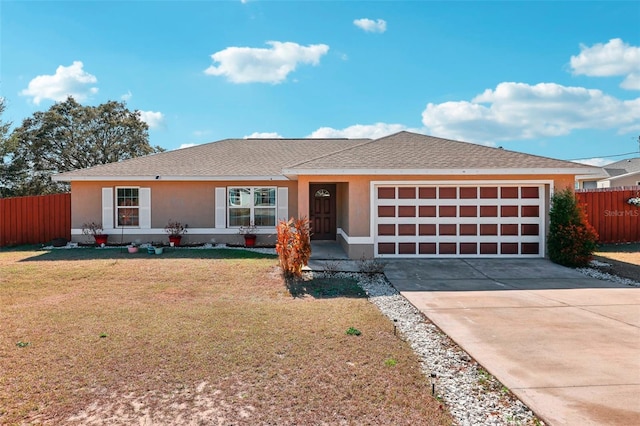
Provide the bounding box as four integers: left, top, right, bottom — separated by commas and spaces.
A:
12, 246, 277, 262
0, 249, 451, 425
286, 276, 367, 298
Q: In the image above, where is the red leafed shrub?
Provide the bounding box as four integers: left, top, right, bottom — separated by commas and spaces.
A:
547, 188, 599, 268
276, 217, 312, 278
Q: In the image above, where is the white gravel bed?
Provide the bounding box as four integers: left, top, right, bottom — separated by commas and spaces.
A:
577, 267, 640, 287
332, 272, 542, 426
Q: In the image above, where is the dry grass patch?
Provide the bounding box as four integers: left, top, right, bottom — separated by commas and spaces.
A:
0, 249, 451, 425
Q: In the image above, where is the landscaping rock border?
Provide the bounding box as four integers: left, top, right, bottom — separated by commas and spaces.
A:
323, 271, 543, 426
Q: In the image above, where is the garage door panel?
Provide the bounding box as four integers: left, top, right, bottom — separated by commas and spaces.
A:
374, 183, 544, 258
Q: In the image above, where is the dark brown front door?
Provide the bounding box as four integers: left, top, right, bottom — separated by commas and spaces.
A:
309, 184, 336, 240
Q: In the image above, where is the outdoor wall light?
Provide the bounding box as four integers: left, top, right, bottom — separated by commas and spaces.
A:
430, 372, 437, 395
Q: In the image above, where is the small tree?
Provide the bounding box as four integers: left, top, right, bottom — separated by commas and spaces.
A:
276, 217, 311, 278
547, 188, 598, 267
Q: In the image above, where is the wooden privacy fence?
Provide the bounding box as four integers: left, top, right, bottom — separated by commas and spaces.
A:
0, 193, 71, 247
576, 187, 640, 244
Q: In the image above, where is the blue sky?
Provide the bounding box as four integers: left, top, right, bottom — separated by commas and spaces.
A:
2, 0, 639, 166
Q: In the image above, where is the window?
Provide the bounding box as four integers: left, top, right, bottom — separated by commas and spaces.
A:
116, 187, 140, 227
228, 187, 276, 227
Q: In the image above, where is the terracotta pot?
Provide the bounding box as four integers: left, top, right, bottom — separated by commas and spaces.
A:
169, 235, 182, 246
94, 234, 109, 246
244, 234, 257, 248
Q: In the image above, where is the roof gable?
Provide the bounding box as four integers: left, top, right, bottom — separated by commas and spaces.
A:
284, 131, 593, 173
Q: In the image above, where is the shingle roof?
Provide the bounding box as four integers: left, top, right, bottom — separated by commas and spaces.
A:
604, 157, 640, 177
54, 138, 370, 180
285, 131, 592, 172
54, 131, 593, 181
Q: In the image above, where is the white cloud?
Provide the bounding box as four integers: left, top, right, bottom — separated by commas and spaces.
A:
307, 123, 410, 139
178, 143, 198, 149
621, 73, 640, 91
353, 18, 387, 33
138, 110, 165, 129
244, 132, 283, 139
204, 41, 330, 84
576, 158, 615, 167
570, 38, 640, 90
20, 61, 98, 105
421, 82, 640, 143
121, 90, 132, 101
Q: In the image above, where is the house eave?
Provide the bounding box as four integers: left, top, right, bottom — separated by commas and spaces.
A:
576, 173, 609, 181
51, 175, 289, 182
281, 168, 598, 176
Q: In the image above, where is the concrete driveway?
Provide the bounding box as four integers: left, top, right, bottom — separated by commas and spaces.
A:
384, 259, 640, 426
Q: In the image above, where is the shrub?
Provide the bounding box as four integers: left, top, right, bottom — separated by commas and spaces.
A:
547, 188, 598, 267
275, 217, 312, 278
357, 256, 385, 275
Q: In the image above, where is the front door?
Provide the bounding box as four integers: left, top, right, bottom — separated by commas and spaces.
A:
309, 184, 336, 240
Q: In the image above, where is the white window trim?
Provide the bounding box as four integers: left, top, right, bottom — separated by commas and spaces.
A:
115, 186, 141, 228
227, 186, 278, 228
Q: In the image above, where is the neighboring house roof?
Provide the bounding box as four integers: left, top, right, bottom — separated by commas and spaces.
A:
53, 131, 598, 182
603, 157, 640, 177
577, 157, 640, 184
599, 169, 640, 184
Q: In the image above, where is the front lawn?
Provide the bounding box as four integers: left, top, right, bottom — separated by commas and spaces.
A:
0, 249, 451, 424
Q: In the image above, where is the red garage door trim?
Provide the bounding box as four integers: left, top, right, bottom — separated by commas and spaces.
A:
372, 181, 547, 258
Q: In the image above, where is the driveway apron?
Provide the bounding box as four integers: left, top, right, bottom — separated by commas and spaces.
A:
384, 259, 640, 426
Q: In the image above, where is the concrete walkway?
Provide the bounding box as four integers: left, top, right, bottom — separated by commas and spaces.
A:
384, 259, 640, 426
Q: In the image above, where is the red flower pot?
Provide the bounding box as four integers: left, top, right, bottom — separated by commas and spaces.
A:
244, 234, 257, 248
169, 235, 182, 246
94, 234, 109, 246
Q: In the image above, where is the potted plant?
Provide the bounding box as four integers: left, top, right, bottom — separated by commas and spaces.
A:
127, 243, 138, 254
82, 221, 109, 246
164, 220, 187, 246
239, 222, 258, 247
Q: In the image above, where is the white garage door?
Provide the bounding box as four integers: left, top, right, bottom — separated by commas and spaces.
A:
373, 183, 545, 257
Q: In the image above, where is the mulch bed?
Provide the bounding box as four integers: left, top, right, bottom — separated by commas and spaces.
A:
592, 255, 640, 282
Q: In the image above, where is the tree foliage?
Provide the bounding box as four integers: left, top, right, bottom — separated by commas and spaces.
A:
2, 96, 164, 196
547, 188, 599, 268
0, 98, 18, 197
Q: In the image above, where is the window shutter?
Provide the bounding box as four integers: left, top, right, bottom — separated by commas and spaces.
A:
215, 187, 226, 228
139, 188, 151, 229
102, 187, 114, 229
277, 187, 288, 220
